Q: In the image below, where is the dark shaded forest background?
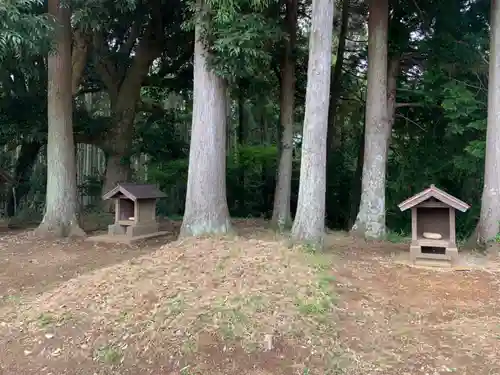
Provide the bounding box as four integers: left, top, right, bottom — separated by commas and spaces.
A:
0, 0, 492, 240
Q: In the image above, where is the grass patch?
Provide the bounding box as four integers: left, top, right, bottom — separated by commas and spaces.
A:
212, 302, 250, 341
304, 251, 332, 272
13, 235, 348, 373
386, 230, 409, 243
1, 294, 21, 304
118, 310, 130, 322
36, 311, 73, 328
180, 337, 197, 355
37, 312, 55, 327
95, 344, 123, 365
166, 295, 186, 316
294, 251, 337, 324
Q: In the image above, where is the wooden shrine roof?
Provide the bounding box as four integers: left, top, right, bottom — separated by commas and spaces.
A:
102, 183, 166, 201
398, 184, 470, 212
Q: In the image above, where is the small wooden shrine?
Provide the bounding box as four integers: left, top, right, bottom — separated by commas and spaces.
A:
87, 183, 167, 244
398, 184, 470, 266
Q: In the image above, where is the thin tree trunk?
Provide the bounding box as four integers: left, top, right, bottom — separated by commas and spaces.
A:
325, 0, 349, 227
7, 140, 42, 217
71, 29, 90, 96
326, 0, 349, 153
35, 0, 85, 238
291, 0, 335, 246
180, 3, 232, 237
237, 82, 246, 214
261, 112, 273, 214
474, 0, 500, 245
387, 55, 400, 140
226, 86, 232, 155
348, 123, 365, 229
351, 0, 389, 239
271, 0, 298, 231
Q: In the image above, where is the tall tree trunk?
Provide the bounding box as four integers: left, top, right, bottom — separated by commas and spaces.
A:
94, 16, 163, 209
7, 141, 42, 217
101, 104, 137, 200
34, 0, 85, 238
271, 0, 298, 231
350, 0, 389, 239
291, 0, 334, 246
474, 0, 500, 245
180, 4, 232, 237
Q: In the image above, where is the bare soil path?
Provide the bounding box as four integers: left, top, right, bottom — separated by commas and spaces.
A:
0, 221, 498, 375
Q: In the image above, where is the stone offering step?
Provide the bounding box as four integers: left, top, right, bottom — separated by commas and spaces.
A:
414, 258, 452, 268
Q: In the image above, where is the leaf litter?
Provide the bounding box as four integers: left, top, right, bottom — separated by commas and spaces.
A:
0, 225, 499, 374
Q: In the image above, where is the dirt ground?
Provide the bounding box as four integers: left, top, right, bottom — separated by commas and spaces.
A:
0, 220, 499, 375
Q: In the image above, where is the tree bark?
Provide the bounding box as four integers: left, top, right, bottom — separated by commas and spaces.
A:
71, 29, 90, 95
93, 17, 164, 208
350, 0, 389, 239
180, 3, 232, 237
271, 0, 298, 231
348, 123, 365, 229
474, 0, 500, 245
237, 81, 246, 214
291, 0, 334, 246
225, 86, 232, 154
34, 0, 85, 238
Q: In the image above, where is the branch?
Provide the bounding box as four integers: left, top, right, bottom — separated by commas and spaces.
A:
118, 22, 140, 57
75, 86, 105, 96
74, 131, 106, 147
271, 60, 281, 87
395, 102, 423, 108
137, 99, 164, 113
92, 31, 120, 100
396, 113, 425, 131
346, 38, 367, 43
339, 96, 363, 103
400, 51, 428, 69
72, 28, 91, 96
113, 0, 166, 108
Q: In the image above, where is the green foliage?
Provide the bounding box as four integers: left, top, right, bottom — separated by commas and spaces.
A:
227, 145, 280, 217
148, 146, 299, 218
135, 110, 189, 162
0, 0, 496, 243
211, 12, 285, 80
149, 159, 189, 216
187, 0, 285, 82
0, 0, 53, 59
71, 0, 138, 30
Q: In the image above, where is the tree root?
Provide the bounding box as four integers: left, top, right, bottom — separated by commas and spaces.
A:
34, 218, 86, 239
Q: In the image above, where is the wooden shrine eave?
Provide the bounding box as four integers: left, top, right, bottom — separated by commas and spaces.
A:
398, 184, 470, 213
102, 183, 166, 202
